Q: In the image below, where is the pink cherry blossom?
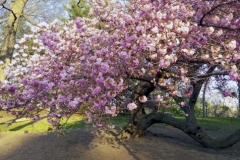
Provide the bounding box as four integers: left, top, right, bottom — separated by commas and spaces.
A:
225, 40, 236, 50
139, 96, 147, 103
222, 89, 232, 97
0, 0, 239, 130
156, 95, 163, 102
165, 104, 171, 108
180, 102, 185, 107
105, 106, 117, 117
127, 103, 138, 111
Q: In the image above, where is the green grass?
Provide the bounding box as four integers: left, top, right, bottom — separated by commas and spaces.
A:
0, 114, 129, 132
1, 112, 239, 133
0, 114, 90, 132
0, 119, 51, 132
175, 117, 240, 127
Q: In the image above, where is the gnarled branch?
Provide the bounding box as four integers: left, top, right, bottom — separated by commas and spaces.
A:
137, 112, 240, 149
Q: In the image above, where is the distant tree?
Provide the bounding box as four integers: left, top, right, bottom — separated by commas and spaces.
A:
0, 0, 71, 80
63, 0, 91, 20
0, 0, 28, 81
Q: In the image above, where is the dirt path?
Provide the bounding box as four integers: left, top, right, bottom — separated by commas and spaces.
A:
0, 125, 240, 160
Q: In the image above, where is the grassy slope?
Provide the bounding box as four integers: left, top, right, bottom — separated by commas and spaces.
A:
0, 112, 129, 132
176, 117, 240, 126
1, 111, 239, 133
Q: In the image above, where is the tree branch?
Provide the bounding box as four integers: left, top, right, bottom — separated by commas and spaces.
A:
22, 13, 38, 26
137, 112, 240, 149
0, 0, 6, 6
200, 23, 240, 31
186, 71, 228, 78
2, 3, 17, 27
77, 0, 81, 6
199, 0, 240, 30
128, 74, 153, 82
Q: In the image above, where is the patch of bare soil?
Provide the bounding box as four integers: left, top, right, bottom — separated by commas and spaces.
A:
0, 125, 240, 160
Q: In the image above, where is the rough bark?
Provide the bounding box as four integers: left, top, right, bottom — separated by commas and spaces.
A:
135, 112, 240, 149
0, 0, 28, 81
124, 65, 240, 149
129, 81, 155, 125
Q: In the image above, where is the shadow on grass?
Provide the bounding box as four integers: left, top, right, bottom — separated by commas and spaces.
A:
0, 116, 143, 160
1, 116, 129, 133
9, 121, 34, 131
63, 116, 129, 130
7, 119, 90, 132
1, 115, 240, 160
62, 119, 90, 130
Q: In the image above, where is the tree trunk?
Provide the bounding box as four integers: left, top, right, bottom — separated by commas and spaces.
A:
202, 79, 209, 117
0, 0, 28, 81
135, 112, 240, 149
124, 85, 240, 149
123, 65, 240, 149
125, 105, 240, 149
128, 81, 155, 126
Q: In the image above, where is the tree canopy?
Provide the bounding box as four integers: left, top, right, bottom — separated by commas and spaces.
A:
0, 0, 240, 149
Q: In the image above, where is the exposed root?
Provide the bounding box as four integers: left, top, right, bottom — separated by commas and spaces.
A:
94, 128, 131, 144
93, 124, 146, 143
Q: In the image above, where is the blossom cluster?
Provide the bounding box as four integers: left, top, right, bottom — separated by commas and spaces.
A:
0, 0, 239, 127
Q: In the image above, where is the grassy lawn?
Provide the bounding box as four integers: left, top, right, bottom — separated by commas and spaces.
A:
0, 112, 129, 132
175, 116, 240, 127
0, 114, 85, 132
1, 110, 239, 133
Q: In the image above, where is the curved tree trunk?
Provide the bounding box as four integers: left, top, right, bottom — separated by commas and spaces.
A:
136, 112, 240, 149
128, 81, 155, 126
124, 65, 240, 149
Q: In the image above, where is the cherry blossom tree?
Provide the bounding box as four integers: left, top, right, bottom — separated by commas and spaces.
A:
0, 0, 240, 149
